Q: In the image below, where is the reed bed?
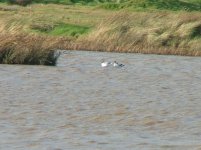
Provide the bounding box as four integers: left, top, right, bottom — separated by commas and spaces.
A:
75, 12, 201, 56
0, 34, 67, 65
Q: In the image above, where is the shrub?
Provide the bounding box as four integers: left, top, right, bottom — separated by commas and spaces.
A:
7, 0, 32, 6
0, 34, 61, 65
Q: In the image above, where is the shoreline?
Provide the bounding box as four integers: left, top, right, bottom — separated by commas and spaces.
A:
0, 33, 201, 66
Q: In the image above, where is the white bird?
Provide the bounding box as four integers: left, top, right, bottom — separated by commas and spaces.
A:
101, 60, 111, 67
113, 61, 124, 67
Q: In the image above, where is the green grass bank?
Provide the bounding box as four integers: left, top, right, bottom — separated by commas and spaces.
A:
0, 1, 201, 65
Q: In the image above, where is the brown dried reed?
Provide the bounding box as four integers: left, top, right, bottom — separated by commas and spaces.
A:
0, 33, 69, 65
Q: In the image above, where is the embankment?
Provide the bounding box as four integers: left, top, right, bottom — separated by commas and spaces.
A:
0, 3, 201, 65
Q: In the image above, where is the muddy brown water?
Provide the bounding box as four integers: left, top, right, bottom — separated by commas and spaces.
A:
1, 50, 201, 150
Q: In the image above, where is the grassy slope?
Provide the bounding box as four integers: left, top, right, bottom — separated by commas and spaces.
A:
100, 0, 201, 11
0, 0, 201, 65
32, 0, 201, 11
1, 0, 201, 11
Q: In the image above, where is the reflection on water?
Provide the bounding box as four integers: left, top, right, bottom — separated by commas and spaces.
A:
1, 50, 201, 150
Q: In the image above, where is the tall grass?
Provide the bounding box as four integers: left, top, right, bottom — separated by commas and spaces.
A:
0, 34, 63, 65
0, 3, 201, 66
75, 12, 201, 56
1, 0, 200, 11
101, 0, 201, 11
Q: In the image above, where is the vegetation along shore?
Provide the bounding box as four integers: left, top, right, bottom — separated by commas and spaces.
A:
0, 0, 201, 65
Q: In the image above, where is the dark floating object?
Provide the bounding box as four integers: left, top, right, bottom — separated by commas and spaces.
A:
113, 61, 125, 67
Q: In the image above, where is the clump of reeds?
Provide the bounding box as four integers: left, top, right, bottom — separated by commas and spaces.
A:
75, 11, 201, 56
0, 33, 64, 65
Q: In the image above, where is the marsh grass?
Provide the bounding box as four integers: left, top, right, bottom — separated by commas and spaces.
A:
0, 3, 201, 66
0, 34, 63, 65
6, 0, 200, 12
75, 11, 201, 55
94, 0, 201, 11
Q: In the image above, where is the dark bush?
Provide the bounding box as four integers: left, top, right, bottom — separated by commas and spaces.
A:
7, 0, 32, 6
191, 24, 201, 38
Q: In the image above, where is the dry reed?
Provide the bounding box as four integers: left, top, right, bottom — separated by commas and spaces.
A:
74, 11, 201, 56
0, 33, 69, 65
